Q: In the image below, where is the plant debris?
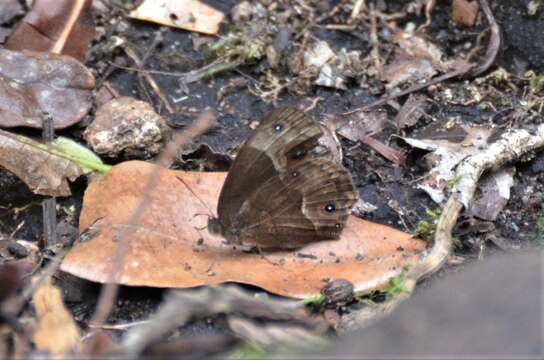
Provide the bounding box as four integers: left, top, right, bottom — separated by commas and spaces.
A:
0, 49, 95, 129
0, 129, 85, 196
4, 0, 95, 62
451, 0, 480, 27
61, 161, 425, 298
128, 0, 225, 36
400, 122, 497, 203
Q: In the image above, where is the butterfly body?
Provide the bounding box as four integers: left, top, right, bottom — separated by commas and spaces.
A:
208, 108, 357, 249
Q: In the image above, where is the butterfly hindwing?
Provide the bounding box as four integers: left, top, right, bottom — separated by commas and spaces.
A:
215, 107, 357, 249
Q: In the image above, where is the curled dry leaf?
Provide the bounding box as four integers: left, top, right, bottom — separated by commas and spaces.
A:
470, 167, 515, 221
61, 161, 425, 298
32, 280, 80, 356
451, 0, 480, 27
4, 0, 95, 62
0, 129, 84, 196
129, 0, 225, 36
0, 48, 95, 129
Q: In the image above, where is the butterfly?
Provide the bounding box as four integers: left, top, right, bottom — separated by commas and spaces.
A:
208, 107, 358, 249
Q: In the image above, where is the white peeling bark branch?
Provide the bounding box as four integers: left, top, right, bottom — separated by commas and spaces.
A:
338, 124, 544, 332
455, 125, 544, 207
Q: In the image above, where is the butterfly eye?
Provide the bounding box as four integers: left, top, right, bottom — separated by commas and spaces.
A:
335, 223, 341, 229
293, 148, 306, 159
273, 123, 284, 132
324, 204, 336, 212
291, 171, 298, 177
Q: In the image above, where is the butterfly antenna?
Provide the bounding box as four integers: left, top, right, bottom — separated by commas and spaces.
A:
175, 176, 216, 218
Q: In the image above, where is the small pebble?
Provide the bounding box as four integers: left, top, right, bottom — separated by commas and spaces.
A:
8, 241, 28, 258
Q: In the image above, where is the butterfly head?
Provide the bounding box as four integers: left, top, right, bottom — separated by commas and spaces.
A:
207, 217, 223, 235
207, 217, 242, 244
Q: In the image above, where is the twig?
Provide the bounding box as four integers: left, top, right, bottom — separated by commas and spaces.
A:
90, 111, 215, 327
337, 124, 544, 332
469, 0, 501, 77
123, 43, 175, 114
369, 4, 383, 79
349, 0, 366, 22
121, 286, 324, 356
8, 250, 66, 314
342, 62, 475, 115
41, 113, 57, 248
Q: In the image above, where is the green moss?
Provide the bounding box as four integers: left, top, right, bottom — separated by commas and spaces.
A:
226, 344, 268, 359
414, 208, 441, 241
524, 71, 544, 94
485, 67, 510, 86
206, 32, 265, 63
382, 267, 409, 299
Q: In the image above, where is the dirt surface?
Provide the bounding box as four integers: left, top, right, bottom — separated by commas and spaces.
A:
0, 0, 543, 356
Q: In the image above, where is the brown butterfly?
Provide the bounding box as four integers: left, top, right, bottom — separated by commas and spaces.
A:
208, 107, 358, 249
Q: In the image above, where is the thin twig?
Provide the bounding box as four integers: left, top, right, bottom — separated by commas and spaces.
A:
41, 113, 57, 248
469, 0, 501, 77
349, 0, 366, 22
123, 44, 175, 114
369, 4, 383, 79
342, 62, 475, 115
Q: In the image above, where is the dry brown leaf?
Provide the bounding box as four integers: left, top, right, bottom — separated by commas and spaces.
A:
0, 129, 84, 196
395, 94, 428, 129
452, 0, 479, 27
383, 58, 437, 89
0, 48, 94, 129
32, 280, 80, 356
470, 167, 515, 221
129, 0, 225, 36
61, 161, 425, 298
393, 31, 444, 69
5, 0, 95, 61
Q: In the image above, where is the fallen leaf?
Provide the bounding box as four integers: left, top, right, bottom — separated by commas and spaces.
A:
451, 0, 480, 27
470, 167, 515, 221
0, 129, 98, 196
0, 48, 95, 129
383, 58, 436, 89
129, 0, 225, 36
5, 0, 95, 62
33, 280, 80, 356
328, 110, 388, 141
61, 161, 425, 298
395, 94, 428, 129
393, 31, 444, 70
